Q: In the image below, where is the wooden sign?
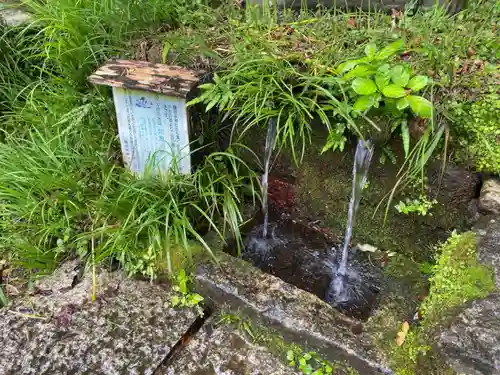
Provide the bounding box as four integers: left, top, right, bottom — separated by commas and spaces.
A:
89, 59, 205, 175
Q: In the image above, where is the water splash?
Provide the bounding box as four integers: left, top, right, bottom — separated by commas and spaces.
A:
262, 118, 278, 238
329, 138, 374, 302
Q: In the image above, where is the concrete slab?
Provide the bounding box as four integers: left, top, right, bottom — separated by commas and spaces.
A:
0, 262, 197, 375
160, 322, 301, 375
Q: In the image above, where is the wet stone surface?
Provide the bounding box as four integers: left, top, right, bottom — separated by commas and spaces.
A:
195, 252, 390, 375
0, 262, 197, 375
160, 320, 301, 375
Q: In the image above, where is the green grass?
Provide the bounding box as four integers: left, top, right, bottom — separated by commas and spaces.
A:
0, 0, 260, 279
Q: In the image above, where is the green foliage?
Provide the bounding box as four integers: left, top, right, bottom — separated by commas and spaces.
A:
338, 40, 433, 119
451, 90, 500, 174
287, 351, 335, 375
169, 269, 204, 316
389, 231, 495, 375
0, 0, 260, 278
421, 231, 495, 323
395, 195, 437, 216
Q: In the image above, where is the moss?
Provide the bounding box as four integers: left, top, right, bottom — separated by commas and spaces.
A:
385, 231, 495, 375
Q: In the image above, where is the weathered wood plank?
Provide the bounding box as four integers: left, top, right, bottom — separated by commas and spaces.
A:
89, 59, 205, 98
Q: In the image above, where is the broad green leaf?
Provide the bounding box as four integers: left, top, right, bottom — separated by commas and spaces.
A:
401, 121, 410, 157
375, 64, 391, 90
343, 65, 376, 80
336, 60, 358, 74
311, 370, 324, 375
286, 350, 295, 361
353, 95, 376, 112
391, 65, 410, 87
170, 295, 180, 307
407, 95, 433, 118
382, 85, 407, 98
396, 97, 409, 110
351, 78, 378, 95
376, 40, 405, 60
375, 72, 390, 91
407, 75, 429, 91
365, 42, 377, 59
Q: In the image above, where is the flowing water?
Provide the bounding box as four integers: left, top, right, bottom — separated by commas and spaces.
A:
262, 118, 278, 238
238, 136, 380, 319
328, 138, 374, 302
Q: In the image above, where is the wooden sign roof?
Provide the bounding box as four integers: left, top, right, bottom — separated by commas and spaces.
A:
89, 59, 205, 98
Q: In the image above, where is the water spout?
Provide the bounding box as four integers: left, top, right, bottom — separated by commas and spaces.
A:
262, 118, 278, 238
329, 138, 374, 301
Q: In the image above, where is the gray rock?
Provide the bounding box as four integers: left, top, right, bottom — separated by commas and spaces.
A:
194, 253, 390, 375
160, 321, 301, 375
477, 218, 500, 288
0, 262, 197, 375
480, 179, 500, 215
0, 7, 30, 27
439, 293, 500, 375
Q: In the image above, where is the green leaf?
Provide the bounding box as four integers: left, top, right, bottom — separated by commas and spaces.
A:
375, 73, 390, 91
401, 121, 410, 158
300, 364, 313, 375
303, 353, 312, 361
170, 295, 180, 307
351, 78, 377, 95
407, 95, 433, 118
396, 97, 409, 110
407, 75, 429, 92
335, 60, 358, 74
189, 293, 204, 304
382, 85, 407, 98
365, 42, 377, 59
287, 350, 295, 361
353, 95, 376, 112
391, 65, 410, 87
376, 40, 404, 60
343, 65, 376, 80
311, 370, 324, 375
375, 64, 391, 90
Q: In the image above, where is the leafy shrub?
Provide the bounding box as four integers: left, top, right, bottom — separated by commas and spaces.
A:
451, 90, 500, 174
395, 195, 437, 216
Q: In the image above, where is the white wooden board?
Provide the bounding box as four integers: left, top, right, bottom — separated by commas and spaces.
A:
112, 87, 191, 175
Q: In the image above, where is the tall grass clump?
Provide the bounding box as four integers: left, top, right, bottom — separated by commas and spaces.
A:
0, 113, 258, 277
0, 0, 260, 279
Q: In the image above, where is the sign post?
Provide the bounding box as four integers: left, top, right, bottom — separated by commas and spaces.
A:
89, 59, 204, 175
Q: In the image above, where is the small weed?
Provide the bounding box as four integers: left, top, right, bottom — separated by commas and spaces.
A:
169, 269, 204, 316
395, 195, 437, 216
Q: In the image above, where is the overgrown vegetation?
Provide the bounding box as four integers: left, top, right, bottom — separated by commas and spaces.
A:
388, 231, 495, 375
0, 0, 259, 281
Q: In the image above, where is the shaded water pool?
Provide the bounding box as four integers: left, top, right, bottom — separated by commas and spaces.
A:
225, 212, 383, 321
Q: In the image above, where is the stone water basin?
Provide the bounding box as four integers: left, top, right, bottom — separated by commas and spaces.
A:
196, 210, 392, 375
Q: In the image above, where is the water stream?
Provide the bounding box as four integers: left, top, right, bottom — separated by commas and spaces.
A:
328, 138, 374, 302
262, 118, 278, 238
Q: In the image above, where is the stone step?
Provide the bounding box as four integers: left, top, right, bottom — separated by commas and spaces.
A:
0, 261, 198, 375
